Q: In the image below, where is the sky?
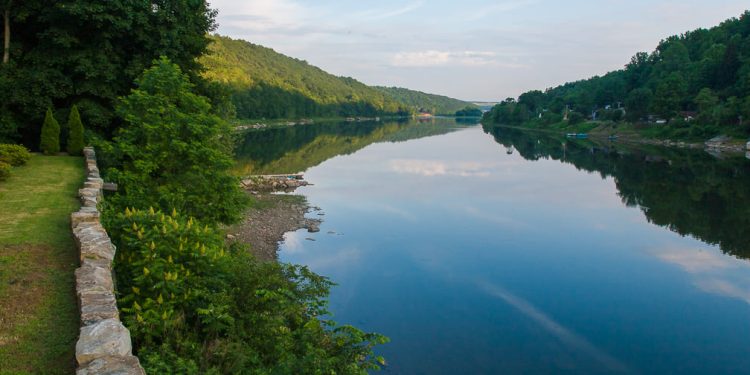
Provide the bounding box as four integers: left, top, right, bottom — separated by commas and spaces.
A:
208, 0, 749, 102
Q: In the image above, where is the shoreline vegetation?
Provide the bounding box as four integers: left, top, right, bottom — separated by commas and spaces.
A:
482, 11, 750, 148
482, 121, 748, 154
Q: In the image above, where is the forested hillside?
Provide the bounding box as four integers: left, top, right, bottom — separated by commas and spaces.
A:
373, 86, 475, 115
201, 35, 410, 119
484, 11, 750, 140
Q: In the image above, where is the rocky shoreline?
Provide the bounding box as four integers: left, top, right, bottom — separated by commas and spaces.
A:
227, 193, 321, 261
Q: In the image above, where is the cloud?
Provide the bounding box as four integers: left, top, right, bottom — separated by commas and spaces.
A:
694, 279, 750, 305
654, 246, 750, 306
389, 159, 492, 177
358, 1, 426, 20
391, 50, 506, 67
656, 249, 734, 273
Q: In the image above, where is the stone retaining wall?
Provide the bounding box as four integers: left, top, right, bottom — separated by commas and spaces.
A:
71, 147, 145, 374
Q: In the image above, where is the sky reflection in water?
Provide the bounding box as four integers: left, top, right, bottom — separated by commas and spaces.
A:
246, 120, 750, 374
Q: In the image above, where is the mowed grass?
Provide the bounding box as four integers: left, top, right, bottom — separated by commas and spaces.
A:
0, 155, 84, 375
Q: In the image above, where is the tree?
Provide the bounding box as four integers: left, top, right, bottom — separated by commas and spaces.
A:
2, 0, 10, 64
66, 104, 84, 155
625, 88, 653, 122
652, 73, 687, 119
39, 108, 60, 154
695, 88, 718, 116
108, 57, 248, 225
2, 0, 218, 144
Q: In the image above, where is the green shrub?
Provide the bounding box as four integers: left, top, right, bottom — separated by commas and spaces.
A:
106, 207, 387, 374
568, 112, 585, 125
67, 105, 85, 156
107, 57, 248, 225
39, 108, 60, 155
109, 207, 230, 346
0, 161, 11, 181
0, 144, 31, 166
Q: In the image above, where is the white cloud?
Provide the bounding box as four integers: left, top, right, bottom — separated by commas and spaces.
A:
357, 1, 425, 20
654, 246, 750, 306
389, 159, 492, 177
657, 249, 734, 273
695, 279, 750, 306
391, 50, 506, 67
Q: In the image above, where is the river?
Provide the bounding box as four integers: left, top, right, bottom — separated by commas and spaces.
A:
235, 118, 750, 374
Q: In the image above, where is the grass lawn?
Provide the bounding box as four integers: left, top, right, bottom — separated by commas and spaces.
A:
0, 155, 83, 375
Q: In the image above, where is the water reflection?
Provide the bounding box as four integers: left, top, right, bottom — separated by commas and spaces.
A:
483, 124, 750, 260
234, 118, 473, 175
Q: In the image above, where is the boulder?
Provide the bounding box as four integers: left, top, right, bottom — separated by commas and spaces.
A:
76, 355, 145, 375
75, 319, 132, 365
79, 291, 119, 325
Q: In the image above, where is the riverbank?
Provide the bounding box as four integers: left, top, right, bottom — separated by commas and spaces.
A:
227, 193, 321, 261
483, 121, 748, 154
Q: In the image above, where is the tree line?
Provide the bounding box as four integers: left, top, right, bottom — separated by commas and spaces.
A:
484, 11, 750, 140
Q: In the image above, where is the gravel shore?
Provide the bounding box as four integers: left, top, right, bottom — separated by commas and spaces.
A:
227, 193, 321, 261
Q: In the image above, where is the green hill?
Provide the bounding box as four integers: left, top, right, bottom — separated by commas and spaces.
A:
200, 35, 409, 119
484, 11, 750, 141
374, 86, 475, 115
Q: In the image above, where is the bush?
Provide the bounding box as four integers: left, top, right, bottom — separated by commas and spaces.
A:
107, 207, 387, 374
67, 105, 85, 156
0, 161, 10, 181
39, 108, 60, 155
568, 112, 585, 125
0, 144, 31, 166
107, 57, 248, 225
109, 207, 230, 346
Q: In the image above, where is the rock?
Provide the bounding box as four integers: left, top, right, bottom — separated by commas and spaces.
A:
76, 355, 145, 375
75, 265, 114, 294
76, 319, 132, 365
79, 291, 119, 325
71, 211, 101, 228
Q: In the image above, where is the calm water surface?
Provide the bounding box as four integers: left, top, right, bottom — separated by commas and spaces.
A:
237, 119, 750, 374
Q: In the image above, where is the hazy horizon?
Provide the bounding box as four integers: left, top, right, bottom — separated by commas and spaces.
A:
209, 1, 748, 102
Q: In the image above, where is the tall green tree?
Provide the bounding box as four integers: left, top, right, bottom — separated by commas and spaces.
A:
652, 73, 688, 119
3, 0, 217, 146
39, 108, 59, 154
66, 104, 84, 155
108, 57, 247, 225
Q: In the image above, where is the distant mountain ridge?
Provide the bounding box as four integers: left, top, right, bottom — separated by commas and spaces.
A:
200, 35, 471, 120
200, 35, 408, 119
374, 86, 476, 115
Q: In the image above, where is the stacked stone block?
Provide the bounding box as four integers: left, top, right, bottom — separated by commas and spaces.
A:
71, 147, 145, 375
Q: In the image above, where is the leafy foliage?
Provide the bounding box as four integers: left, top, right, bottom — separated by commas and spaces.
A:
39, 108, 60, 155
0, 161, 10, 181
106, 57, 248, 225
0, 144, 31, 166
108, 207, 388, 374
484, 11, 750, 140
200, 35, 410, 119
1, 0, 217, 146
455, 106, 483, 117
66, 105, 85, 156
374, 86, 475, 115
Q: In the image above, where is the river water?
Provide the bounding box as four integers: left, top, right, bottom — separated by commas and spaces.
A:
236, 118, 750, 374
